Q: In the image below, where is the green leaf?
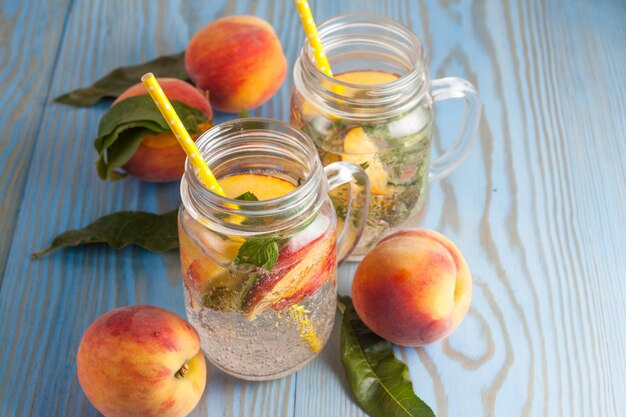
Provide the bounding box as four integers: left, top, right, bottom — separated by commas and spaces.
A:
203, 273, 260, 312
94, 120, 163, 155
203, 286, 242, 312
339, 296, 436, 417
238, 109, 251, 118
359, 161, 370, 170
234, 191, 259, 201
94, 95, 209, 180
96, 127, 149, 180
33, 210, 179, 258
54, 52, 188, 106
234, 237, 280, 271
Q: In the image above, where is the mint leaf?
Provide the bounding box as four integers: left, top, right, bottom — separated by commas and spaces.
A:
340, 296, 436, 417
234, 191, 259, 201
33, 210, 179, 258
359, 161, 370, 170
94, 95, 209, 180
234, 237, 280, 271
203, 287, 241, 312
203, 273, 260, 312
54, 52, 188, 106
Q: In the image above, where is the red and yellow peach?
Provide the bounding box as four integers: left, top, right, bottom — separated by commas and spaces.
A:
352, 229, 472, 346
185, 15, 287, 113
77, 305, 206, 417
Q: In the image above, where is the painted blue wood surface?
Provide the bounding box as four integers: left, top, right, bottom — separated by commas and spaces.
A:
1, 0, 625, 416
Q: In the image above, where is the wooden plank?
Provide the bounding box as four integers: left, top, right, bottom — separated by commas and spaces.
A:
0, 0, 71, 282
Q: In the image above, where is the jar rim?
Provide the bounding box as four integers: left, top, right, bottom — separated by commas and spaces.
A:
293, 14, 429, 120
180, 118, 327, 236
308, 13, 425, 89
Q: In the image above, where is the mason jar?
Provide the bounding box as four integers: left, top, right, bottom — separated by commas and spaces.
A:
178, 118, 369, 380
291, 14, 481, 258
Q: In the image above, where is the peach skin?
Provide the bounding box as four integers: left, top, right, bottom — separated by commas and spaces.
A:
77, 305, 206, 417
351, 228, 472, 346
114, 78, 213, 119
185, 15, 287, 113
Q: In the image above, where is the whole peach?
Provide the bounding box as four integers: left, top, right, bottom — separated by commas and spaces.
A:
77, 305, 206, 417
352, 229, 472, 346
185, 15, 287, 112
114, 78, 213, 182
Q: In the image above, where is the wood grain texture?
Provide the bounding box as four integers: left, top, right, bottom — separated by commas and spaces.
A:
1, 0, 625, 416
0, 0, 71, 283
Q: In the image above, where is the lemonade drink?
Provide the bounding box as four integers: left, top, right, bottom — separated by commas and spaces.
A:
179, 173, 337, 380
291, 70, 433, 255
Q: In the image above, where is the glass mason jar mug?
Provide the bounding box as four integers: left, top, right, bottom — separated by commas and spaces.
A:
178, 118, 369, 381
291, 14, 482, 258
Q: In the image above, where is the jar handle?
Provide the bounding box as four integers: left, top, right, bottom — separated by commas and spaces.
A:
324, 162, 370, 264
428, 77, 482, 182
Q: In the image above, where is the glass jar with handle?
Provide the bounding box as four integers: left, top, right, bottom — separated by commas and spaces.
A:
291, 14, 482, 258
178, 118, 369, 380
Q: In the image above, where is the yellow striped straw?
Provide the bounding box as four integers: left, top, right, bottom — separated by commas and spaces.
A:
294, 0, 333, 77
141, 73, 225, 197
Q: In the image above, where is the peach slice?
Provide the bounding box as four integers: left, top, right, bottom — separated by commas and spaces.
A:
185, 258, 230, 294
335, 70, 399, 85
219, 173, 296, 200
178, 225, 204, 274
342, 127, 389, 195
242, 218, 336, 320
273, 247, 336, 310
178, 215, 240, 306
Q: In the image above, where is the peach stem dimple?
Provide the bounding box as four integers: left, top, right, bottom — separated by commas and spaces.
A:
176, 363, 189, 378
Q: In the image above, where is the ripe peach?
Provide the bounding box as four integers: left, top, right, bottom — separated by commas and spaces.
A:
352, 229, 472, 346
185, 15, 287, 113
77, 305, 206, 417
114, 78, 213, 182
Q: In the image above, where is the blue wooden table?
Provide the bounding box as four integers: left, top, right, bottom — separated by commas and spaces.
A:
1, 0, 625, 416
